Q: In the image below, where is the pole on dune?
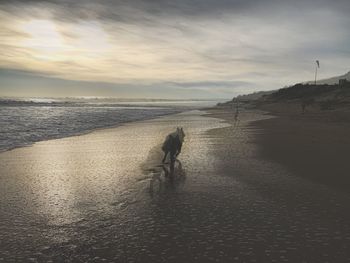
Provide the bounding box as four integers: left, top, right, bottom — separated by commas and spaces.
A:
314, 60, 320, 85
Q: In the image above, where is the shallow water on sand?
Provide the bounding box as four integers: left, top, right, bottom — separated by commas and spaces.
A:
0, 110, 229, 261
0, 110, 349, 262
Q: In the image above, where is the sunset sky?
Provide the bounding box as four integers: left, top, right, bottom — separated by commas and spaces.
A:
1, 0, 350, 99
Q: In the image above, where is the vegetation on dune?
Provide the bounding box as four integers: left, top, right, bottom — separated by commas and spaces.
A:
265, 82, 350, 111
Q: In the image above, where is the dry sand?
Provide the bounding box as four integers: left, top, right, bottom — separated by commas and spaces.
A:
0, 109, 350, 262
254, 102, 350, 191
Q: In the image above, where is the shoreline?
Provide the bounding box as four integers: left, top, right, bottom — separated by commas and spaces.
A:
0, 110, 234, 261
0, 109, 187, 154
1, 107, 349, 262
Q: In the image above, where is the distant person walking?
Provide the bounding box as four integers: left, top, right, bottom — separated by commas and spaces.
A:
234, 106, 239, 122
234, 103, 240, 126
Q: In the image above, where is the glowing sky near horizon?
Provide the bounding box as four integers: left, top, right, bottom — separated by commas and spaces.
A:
1, 0, 350, 98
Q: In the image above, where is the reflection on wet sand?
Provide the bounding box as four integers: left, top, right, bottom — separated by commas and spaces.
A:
0, 110, 230, 262
1, 110, 349, 262
149, 160, 187, 197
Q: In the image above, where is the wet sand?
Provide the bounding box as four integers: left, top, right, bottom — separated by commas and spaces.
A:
1, 109, 350, 262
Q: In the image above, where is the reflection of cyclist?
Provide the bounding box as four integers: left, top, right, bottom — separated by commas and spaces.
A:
149, 160, 186, 196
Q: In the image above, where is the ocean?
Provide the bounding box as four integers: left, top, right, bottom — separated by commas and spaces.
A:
0, 97, 220, 152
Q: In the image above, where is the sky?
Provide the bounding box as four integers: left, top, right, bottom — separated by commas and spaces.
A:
0, 0, 350, 99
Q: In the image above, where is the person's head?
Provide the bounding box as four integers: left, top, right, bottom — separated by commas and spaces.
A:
177, 127, 185, 142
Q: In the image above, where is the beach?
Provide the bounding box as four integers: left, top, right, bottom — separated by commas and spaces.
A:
1, 109, 350, 262
253, 102, 350, 191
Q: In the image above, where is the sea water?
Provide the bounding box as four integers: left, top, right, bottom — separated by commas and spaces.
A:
0, 97, 219, 152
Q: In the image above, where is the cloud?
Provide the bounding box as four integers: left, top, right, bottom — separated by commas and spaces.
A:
0, 0, 350, 98
0, 68, 248, 98
2, 0, 350, 21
